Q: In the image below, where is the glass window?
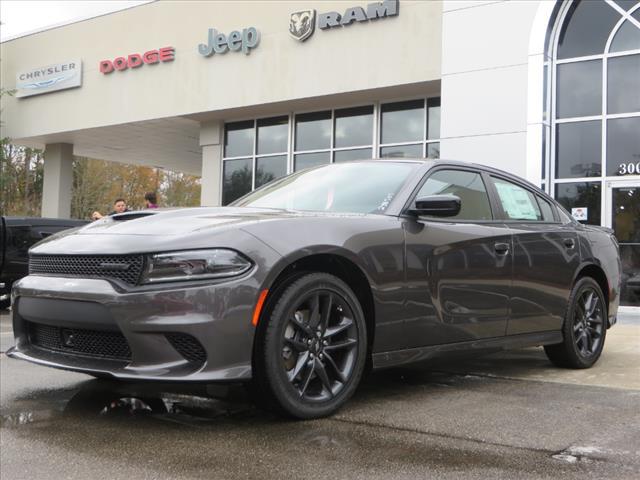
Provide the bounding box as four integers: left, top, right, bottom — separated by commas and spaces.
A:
610, 20, 640, 53
491, 177, 542, 221
555, 182, 601, 225
381, 100, 424, 144
334, 148, 372, 162
416, 170, 493, 221
380, 144, 423, 159
295, 111, 331, 151
556, 60, 602, 118
612, 186, 640, 243
224, 121, 254, 157
557, 0, 621, 59
537, 196, 556, 222
607, 117, 640, 176
542, 127, 547, 179
237, 162, 418, 214
222, 158, 252, 205
427, 98, 441, 140
294, 151, 330, 171
426, 143, 440, 159
556, 121, 602, 178
557, 207, 574, 224
334, 106, 373, 148
611, 186, 639, 306
608, 54, 640, 114
256, 155, 287, 188
613, 0, 639, 11
257, 116, 288, 155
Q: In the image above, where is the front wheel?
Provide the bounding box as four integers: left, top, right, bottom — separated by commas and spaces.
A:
544, 277, 607, 369
253, 272, 367, 419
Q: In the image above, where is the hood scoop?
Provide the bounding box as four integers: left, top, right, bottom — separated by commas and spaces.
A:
111, 211, 158, 222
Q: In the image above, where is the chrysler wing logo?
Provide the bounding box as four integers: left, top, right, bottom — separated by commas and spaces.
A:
289, 9, 316, 41
21, 73, 74, 90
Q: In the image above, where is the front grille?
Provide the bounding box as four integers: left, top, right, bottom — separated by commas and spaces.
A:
165, 333, 207, 365
29, 254, 145, 286
28, 322, 132, 361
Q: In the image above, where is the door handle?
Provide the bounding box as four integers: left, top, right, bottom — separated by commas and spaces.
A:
494, 242, 510, 255
564, 238, 575, 249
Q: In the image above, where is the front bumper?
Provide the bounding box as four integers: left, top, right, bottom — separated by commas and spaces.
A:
8, 274, 260, 382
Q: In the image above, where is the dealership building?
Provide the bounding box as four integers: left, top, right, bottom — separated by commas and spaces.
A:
1, 0, 638, 308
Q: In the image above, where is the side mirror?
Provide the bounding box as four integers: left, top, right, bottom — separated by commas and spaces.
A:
409, 195, 461, 217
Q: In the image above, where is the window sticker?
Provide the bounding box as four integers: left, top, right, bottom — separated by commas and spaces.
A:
571, 207, 588, 221
495, 182, 538, 220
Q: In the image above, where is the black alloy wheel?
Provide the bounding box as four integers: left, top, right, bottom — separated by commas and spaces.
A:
282, 290, 359, 401
254, 272, 367, 419
572, 288, 605, 358
544, 277, 607, 369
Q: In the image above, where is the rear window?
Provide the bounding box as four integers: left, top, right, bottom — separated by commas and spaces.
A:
491, 177, 542, 221
536, 196, 556, 222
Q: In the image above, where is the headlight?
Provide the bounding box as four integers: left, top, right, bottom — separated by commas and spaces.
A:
141, 249, 252, 284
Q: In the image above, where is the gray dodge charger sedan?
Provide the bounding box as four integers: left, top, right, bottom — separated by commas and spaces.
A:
8, 160, 621, 418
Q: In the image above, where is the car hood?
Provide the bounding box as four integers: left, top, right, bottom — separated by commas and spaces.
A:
74, 207, 305, 236
29, 207, 383, 255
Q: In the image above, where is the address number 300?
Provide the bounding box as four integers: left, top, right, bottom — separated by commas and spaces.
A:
618, 162, 640, 175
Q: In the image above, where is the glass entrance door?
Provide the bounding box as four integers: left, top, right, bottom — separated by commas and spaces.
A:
605, 181, 640, 308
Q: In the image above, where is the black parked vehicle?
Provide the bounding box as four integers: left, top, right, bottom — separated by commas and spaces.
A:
8, 160, 621, 418
1, 216, 87, 309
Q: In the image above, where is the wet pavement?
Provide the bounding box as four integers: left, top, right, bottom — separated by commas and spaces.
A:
1, 309, 639, 479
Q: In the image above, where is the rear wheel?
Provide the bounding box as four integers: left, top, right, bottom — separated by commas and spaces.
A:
254, 272, 367, 419
544, 277, 607, 369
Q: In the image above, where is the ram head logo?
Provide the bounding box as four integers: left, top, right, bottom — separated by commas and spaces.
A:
289, 10, 316, 42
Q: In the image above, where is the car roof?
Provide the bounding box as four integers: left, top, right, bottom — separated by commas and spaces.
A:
366, 158, 545, 193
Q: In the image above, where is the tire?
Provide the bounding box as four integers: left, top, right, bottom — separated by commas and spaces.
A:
544, 277, 607, 369
253, 272, 367, 419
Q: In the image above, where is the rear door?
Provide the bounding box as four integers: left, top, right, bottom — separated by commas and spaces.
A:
402, 167, 512, 347
487, 175, 580, 335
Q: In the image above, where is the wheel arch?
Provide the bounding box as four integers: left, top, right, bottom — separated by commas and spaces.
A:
253, 252, 376, 363
574, 263, 611, 324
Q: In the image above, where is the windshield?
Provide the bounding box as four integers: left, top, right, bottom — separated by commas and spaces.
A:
233, 161, 418, 214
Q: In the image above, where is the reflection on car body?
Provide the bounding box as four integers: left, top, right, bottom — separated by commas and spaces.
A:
8, 160, 621, 419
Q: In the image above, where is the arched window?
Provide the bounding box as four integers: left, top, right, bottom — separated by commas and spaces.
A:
549, 0, 640, 226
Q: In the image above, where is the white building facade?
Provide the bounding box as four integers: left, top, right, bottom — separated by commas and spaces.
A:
1, 0, 638, 308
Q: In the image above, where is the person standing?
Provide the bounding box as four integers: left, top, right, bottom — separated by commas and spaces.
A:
144, 192, 158, 209
91, 198, 129, 220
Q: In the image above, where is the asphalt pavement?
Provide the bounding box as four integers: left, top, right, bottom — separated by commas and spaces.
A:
1, 309, 639, 479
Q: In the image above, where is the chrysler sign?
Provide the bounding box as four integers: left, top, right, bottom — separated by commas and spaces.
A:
16, 60, 82, 98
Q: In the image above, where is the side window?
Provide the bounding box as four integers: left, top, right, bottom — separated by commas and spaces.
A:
416, 169, 493, 221
536, 196, 556, 222
557, 207, 574, 224
491, 177, 542, 221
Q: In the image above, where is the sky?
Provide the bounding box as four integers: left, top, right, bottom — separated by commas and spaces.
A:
0, 0, 152, 42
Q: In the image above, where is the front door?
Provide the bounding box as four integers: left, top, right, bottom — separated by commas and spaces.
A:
605, 181, 640, 310
403, 168, 512, 348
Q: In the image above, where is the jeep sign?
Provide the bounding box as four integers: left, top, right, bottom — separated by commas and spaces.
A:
198, 27, 260, 56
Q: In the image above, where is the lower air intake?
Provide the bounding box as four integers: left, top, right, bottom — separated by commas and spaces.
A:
165, 333, 207, 365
